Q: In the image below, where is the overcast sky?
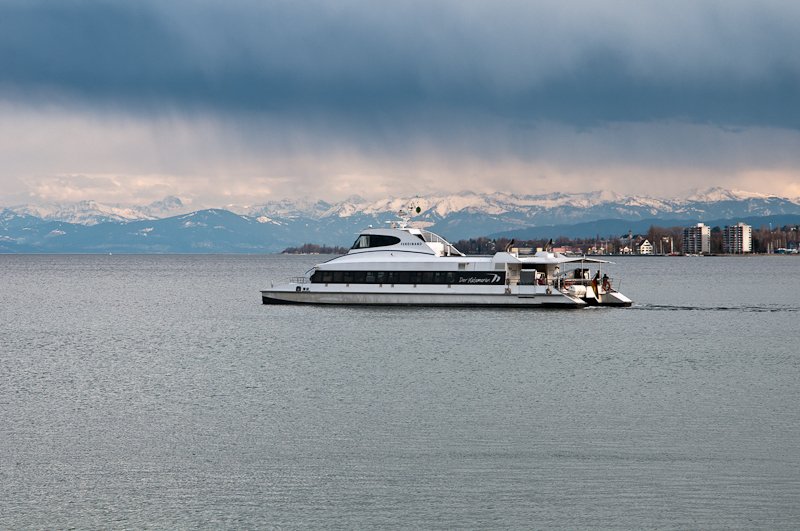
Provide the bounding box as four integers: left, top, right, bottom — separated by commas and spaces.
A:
1, 0, 799, 206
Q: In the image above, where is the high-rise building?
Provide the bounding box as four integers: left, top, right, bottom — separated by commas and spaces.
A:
723, 222, 752, 254
683, 223, 711, 254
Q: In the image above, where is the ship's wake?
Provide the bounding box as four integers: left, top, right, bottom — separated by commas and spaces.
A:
632, 303, 800, 313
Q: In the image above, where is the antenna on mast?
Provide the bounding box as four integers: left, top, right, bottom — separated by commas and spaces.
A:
394, 200, 422, 228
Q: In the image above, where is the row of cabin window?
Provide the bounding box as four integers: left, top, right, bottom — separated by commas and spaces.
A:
310, 270, 504, 285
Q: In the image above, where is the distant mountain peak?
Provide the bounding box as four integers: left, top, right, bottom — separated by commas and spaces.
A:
148, 195, 183, 209
686, 187, 772, 202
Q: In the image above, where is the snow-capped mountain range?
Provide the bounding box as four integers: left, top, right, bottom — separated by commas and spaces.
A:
4, 187, 796, 226
243, 188, 798, 223
2, 188, 800, 252
7, 196, 189, 225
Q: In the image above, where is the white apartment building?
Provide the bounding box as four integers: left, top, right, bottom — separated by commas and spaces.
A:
683, 223, 711, 254
723, 222, 752, 254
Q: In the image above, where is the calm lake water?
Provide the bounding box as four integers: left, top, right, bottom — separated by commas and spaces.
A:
2, 254, 799, 529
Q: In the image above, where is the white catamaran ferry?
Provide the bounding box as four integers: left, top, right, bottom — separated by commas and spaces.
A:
262, 218, 632, 308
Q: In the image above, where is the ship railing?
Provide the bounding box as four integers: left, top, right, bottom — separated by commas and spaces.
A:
290, 276, 309, 284
419, 229, 465, 256
561, 278, 592, 287
558, 277, 617, 291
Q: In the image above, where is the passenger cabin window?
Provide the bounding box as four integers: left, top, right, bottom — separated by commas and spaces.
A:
310, 270, 504, 285
351, 234, 401, 249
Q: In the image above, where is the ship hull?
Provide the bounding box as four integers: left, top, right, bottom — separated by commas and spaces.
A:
261, 287, 586, 308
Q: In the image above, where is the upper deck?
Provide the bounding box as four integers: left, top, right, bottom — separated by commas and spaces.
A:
347, 226, 464, 258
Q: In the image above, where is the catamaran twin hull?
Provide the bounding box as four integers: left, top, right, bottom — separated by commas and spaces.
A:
261, 284, 631, 308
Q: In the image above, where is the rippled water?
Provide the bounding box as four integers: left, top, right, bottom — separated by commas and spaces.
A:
2, 254, 799, 528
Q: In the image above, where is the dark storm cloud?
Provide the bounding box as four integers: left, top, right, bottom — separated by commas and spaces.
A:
1, 0, 799, 127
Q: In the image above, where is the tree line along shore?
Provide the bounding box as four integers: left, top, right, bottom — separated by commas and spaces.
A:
283, 223, 800, 256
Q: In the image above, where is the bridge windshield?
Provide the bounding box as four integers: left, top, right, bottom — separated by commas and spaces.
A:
351, 234, 401, 249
